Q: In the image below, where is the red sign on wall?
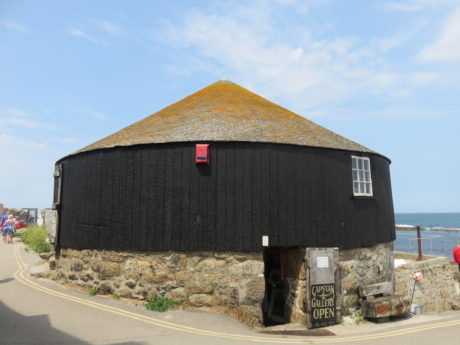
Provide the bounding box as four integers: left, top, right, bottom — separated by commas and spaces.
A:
195, 144, 210, 164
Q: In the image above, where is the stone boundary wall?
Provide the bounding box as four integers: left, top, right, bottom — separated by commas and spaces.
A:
394, 252, 457, 312
339, 242, 394, 315
56, 248, 265, 326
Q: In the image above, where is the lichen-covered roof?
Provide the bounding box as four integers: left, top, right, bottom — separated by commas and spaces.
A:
71, 80, 376, 156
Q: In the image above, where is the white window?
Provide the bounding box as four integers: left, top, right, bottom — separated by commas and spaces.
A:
352, 156, 373, 196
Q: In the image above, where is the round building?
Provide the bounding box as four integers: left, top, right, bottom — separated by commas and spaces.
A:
53, 80, 396, 327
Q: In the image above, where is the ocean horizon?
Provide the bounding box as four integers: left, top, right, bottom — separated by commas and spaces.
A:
394, 212, 460, 259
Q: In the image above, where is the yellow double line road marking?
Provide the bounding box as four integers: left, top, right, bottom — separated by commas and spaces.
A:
13, 244, 460, 344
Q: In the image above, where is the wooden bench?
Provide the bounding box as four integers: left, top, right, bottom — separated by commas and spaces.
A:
359, 282, 411, 322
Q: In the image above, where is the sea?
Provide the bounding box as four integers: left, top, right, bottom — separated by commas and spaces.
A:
394, 213, 460, 259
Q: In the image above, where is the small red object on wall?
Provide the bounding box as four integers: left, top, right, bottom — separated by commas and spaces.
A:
195, 144, 210, 165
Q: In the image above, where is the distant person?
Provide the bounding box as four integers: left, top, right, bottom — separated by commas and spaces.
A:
1, 211, 10, 242
454, 239, 460, 272
1, 211, 9, 227
3, 215, 16, 244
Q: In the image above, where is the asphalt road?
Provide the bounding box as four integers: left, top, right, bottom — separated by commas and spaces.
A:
1, 241, 460, 345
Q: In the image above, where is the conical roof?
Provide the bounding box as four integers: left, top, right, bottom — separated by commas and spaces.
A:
73, 80, 375, 156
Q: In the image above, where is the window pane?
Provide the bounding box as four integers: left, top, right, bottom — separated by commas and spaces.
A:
365, 183, 371, 194
360, 182, 365, 192
359, 171, 364, 182
365, 171, 370, 182
358, 159, 363, 170
352, 158, 358, 169
352, 170, 358, 182
353, 182, 359, 193
363, 159, 369, 170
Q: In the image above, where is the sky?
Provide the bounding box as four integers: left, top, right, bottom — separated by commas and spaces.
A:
1, 0, 459, 213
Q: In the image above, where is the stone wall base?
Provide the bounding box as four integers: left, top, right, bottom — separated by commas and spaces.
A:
56, 248, 265, 327
339, 242, 395, 315
55, 243, 457, 327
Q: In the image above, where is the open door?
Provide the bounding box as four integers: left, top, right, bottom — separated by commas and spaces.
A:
262, 247, 286, 325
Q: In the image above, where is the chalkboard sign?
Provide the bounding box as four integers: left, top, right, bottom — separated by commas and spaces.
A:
310, 283, 336, 327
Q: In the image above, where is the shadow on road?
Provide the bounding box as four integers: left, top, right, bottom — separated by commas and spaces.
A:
0, 278, 14, 284
0, 301, 147, 345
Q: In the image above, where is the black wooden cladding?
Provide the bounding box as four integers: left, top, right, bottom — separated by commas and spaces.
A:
56, 142, 395, 251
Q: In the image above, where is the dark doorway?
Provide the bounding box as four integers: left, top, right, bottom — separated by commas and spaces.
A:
263, 247, 287, 326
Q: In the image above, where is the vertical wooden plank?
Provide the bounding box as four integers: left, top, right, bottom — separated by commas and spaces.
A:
215, 144, 227, 250
79, 154, 89, 248
141, 147, 152, 250
188, 144, 200, 251
316, 150, 327, 246
241, 144, 252, 251
98, 152, 109, 249
234, 144, 246, 251
276, 146, 288, 246
268, 145, 279, 245
157, 147, 166, 251
337, 151, 350, 248
163, 146, 173, 248
111, 149, 122, 250
170, 144, 185, 250
146, 147, 160, 250
116, 149, 128, 249
206, 143, 218, 250
260, 146, 270, 250
180, 144, 191, 250
285, 147, 297, 246
293, 148, 303, 246
132, 149, 143, 250
321, 151, 334, 247
224, 144, 236, 251
137, 147, 149, 252
303, 148, 313, 245
123, 149, 134, 250
93, 152, 103, 248
250, 145, 262, 251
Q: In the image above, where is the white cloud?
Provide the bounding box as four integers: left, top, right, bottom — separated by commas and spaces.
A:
0, 20, 29, 32
410, 72, 440, 85
0, 134, 47, 152
1, 107, 59, 130
85, 110, 106, 119
61, 137, 78, 144
375, 22, 425, 52
5, 107, 29, 117
385, 0, 456, 11
68, 106, 107, 119
418, 7, 460, 61
165, 5, 402, 110
4, 117, 59, 130
95, 20, 123, 36
68, 26, 107, 45
154, 1, 452, 116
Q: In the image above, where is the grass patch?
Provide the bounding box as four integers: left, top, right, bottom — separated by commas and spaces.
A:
145, 294, 181, 312
88, 288, 98, 296
17, 225, 51, 254
354, 310, 368, 324
112, 293, 121, 300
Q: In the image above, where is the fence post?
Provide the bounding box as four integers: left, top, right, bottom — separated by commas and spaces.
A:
416, 226, 423, 261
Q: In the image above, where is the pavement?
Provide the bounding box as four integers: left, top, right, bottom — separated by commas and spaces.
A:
1, 240, 460, 345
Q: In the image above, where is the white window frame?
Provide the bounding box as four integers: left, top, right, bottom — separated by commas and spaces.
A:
352, 156, 373, 197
